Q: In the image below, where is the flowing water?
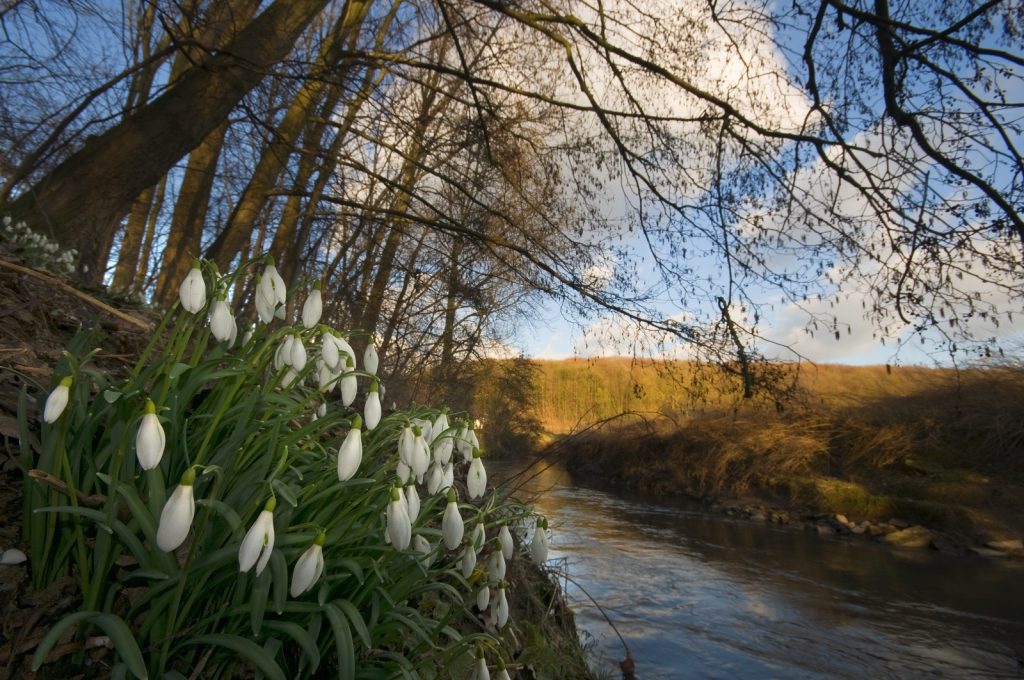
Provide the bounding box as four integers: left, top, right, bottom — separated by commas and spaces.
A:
490, 459, 1024, 679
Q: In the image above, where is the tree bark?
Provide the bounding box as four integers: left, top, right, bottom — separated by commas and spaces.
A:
206, 0, 374, 271
153, 121, 229, 307
6, 0, 333, 283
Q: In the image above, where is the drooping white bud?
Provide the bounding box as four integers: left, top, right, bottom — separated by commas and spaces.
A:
209, 297, 235, 342
301, 283, 322, 329
498, 524, 514, 560
404, 484, 420, 523
179, 262, 206, 314
157, 469, 196, 552
531, 518, 550, 564
339, 356, 357, 406
467, 448, 487, 499
363, 341, 378, 375
290, 532, 325, 597
135, 399, 166, 470
386, 487, 411, 550
442, 489, 464, 550
364, 380, 381, 430
337, 416, 363, 481
43, 376, 72, 424
238, 498, 276, 576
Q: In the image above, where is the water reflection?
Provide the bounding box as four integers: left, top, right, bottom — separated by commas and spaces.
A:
493, 458, 1024, 679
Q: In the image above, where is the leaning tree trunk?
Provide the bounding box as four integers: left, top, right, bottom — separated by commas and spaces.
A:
4, 0, 333, 283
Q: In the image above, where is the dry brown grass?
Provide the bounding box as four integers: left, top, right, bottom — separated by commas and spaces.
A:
543, 360, 1024, 535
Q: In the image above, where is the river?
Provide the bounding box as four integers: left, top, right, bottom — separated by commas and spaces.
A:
490, 458, 1024, 679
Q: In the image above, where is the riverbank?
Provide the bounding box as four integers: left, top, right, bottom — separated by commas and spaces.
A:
545, 383, 1024, 559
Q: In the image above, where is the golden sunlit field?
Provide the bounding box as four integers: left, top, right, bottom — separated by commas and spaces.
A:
531, 358, 1024, 543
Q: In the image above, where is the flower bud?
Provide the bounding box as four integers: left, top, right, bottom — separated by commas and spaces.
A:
337, 417, 363, 481
157, 469, 196, 552
442, 488, 464, 550
43, 376, 72, 423
290, 531, 325, 597
301, 283, 322, 329
179, 261, 206, 314
135, 399, 165, 470
239, 497, 276, 575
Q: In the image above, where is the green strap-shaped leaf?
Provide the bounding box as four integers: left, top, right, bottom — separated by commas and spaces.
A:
185, 634, 285, 680
333, 599, 372, 649
262, 620, 321, 673
31, 611, 148, 679
323, 604, 355, 680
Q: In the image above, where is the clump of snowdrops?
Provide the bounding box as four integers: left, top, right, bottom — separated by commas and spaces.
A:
19, 257, 552, 679
1, 215, 79, 277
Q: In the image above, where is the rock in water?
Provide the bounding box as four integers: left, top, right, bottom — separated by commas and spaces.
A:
881, 526, 933, 549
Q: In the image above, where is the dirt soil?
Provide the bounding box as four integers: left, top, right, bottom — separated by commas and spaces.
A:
0, 248, 155, 678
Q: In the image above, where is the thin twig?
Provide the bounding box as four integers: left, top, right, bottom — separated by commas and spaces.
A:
0, 258, 154, 332
28, 469, 107, 508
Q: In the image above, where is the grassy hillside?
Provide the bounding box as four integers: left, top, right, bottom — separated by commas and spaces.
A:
532, 358, 1024, 544
533, 358, 961, 434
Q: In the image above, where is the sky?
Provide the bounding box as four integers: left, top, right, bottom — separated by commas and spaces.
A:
501, 0, 1024, 368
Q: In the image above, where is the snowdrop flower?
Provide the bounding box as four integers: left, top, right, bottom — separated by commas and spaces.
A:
411, 426, 429, 483
455, 421, 473, 461
432, 433, 453, 466
413, 535, 434, 569
43, 376, 72, 423
413, 417, 433, 445
337, 416, 363, 481
179, 261, 206, 313
442, 489, 464, 550
386, 486, 411, 550
404, 483, 420, 523
531, 517, 549, 564
290, 531, 325, 597
209, 296, 235, 343
339, 356, 357, 406
260, 256, 287, 308
474, 649, 490, 680
471, 522, 485, 552
493, 582, 509, 628
498, 524, 513, 561
426, 462, 444, 496
442, 463, 454, 491
321, 333, 340, 370
301, 282, 322, 329
290, 334, 307, 371
398, 426, 416, 467
135, 399, 165, 470
364, 380, 381, 430
475, 585, 490, 611
494, 659, 511, 680
487, 551, 505, 585
238, 497, 276, 576
363, 341, 378, 375
432, 411, 450, 441
467, 448, 487, 499
396, 460, 411, 485
460, 545, 476, 578
254, 276, 275, 323
274, 335, 292, 371
157, 468, 196, 552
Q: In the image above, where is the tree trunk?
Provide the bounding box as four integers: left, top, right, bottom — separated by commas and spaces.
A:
6, 0, 332, 283
206, 0, 374, 271
153, 121, 229, 307
134, 175, 167, 295
111, 185, 156, 293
